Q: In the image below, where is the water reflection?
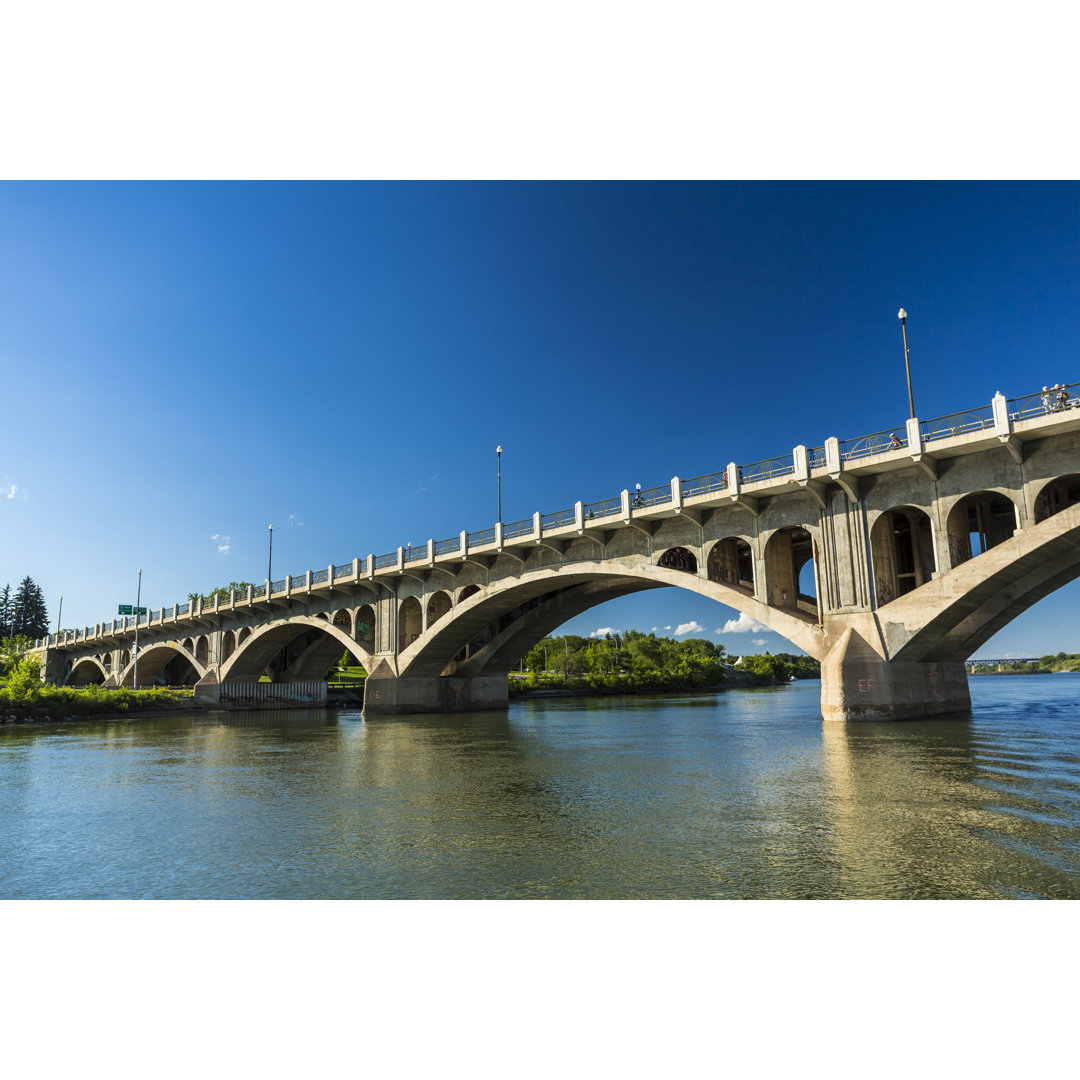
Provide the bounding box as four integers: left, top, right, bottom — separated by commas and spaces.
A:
1, 677, 1079, 898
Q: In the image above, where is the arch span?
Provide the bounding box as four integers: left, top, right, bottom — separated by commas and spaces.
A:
67, 657, 108, 686
886, 501, 1080, 663
396, 559, 826, 682
221, 615, 374, 683
119, 644, 206, 688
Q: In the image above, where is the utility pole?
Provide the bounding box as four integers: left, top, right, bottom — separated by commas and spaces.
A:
133, 570, 142, 689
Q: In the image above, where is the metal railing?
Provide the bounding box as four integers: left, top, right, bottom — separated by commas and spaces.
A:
1008, 382, 1080, 422
503, 518, 534, 539
334, 563, 353, 578
636, 484, 672, 508
683, 472, 726, 498
405, 546, 427, 564
541, 508, 575, 531
921, 406, 993, 444
374, 552, 397, 570
435, 536, 461, 556
840, 427, 907, 462
583, 496, 620, 520
470, 527, 496, 547
741, 455, 795, 484
251, 584, 266, 599
312, 569, 329, 585
271, 578, 287, 594
808, 446, 827, 471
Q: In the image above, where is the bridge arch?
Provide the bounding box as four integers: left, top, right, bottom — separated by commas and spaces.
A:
355, 604, 376, 649
67, 656, 107, 685
332, 607, 353, 635
118, 644, 206, 687
946, 490, 1018, 568
220, 615, 373, 683
657, 546, 697, 574
393, 558, 825, 684
399, 596, 422, 651
427, 590, 451, 628
195, 636, 209, 665
1034, 474, 1080, 523
707, 537, 754, 594
222, 629, 237, 663
763, 525, 819, 617
870, 506, 936, 606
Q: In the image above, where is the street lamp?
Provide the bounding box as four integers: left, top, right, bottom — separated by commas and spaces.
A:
56, 595, 63, 636
898, 308, 915, 419
268, 523, 274, 584
133, 569, 142, 689
496, 445, 503, 524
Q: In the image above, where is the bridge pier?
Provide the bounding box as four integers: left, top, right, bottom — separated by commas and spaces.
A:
362, 661, 509, 715
820, 628, 970, 722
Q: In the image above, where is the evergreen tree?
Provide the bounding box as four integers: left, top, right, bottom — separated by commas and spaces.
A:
12, 576, 49, 640
0, 583, 11, 636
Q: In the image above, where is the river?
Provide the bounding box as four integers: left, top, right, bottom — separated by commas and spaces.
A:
2, 675, 1079, 899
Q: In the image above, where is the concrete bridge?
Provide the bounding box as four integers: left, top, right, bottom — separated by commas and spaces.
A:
32, 382, 1080, 721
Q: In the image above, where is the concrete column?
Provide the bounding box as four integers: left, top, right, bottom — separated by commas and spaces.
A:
427, 539, 434, 565
285, 575, 293, 597
495, 522, 504, 549
906, 417, 923, 455
621, 489, 631, 521
574, 501, 584, 531
366, 554, 375, 578
363, 664, 509, 715
671, 477, 682, 511
396, 547, 404, 572
824, 437, 841, 474
459, 530, 468, 556
992, 391, 1010, 436
532, 512, 541, 539
305, 570, 313, 591
726, 462, 740, 495
820, 627, 970, 721
793, 446, 809, 482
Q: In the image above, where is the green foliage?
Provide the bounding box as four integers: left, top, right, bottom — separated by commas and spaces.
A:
0, 577, 49, 641
4, 655, 42, 700
1, 634, 32, 674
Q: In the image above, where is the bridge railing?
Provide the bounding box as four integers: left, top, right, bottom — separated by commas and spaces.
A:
1008, 381, 1080, 422
334, 562, 354, 578
541, 508, 575, 531
808, 446, 827, 471
741, 455, 795, 484
405, 546, 427, 564
435, 536, 461, 556
583, 496, 621, 520
636, 483, 673, 508
374, 552, 397, 570
840, 427, 907, 462
920, 405, 994, 443
469, 527, 496, 548
312, 569, 329, 585
271, 578, 287, 594
251, 584, 266, 599
503, 517, 534, 539
683, 472, 726, 498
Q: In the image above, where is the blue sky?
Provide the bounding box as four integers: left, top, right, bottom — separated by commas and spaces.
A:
3, 181, 1078, 656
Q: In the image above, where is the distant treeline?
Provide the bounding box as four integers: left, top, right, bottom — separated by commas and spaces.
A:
513, 630, 819, 695
971, 653, 1080, 674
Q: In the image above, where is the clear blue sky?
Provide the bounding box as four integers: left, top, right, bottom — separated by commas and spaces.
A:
3, 182, 1078, 656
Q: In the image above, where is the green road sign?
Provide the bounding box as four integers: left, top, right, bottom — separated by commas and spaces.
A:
118, 604, 132, 614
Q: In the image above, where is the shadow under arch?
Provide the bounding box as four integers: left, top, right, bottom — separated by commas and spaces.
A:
870, 505, 936, 606
888, 501, 1080, 663
221, 615, 374, 683
707, 537, 754, 593
946, 490, 1018, 568
118, 643, 206, 687
67, 656, 108, 685
394, 559, 826, 683
1034, 473, 1080, 523
764, 525, 819, 618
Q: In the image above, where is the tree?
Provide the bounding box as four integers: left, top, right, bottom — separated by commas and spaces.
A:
12, 576, 48, 640
0, 584, 10, 633
1, 635, 31, 673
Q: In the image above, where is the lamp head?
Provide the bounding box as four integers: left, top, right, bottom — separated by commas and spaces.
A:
898, 308, 907, 321
496, 445, 502, 454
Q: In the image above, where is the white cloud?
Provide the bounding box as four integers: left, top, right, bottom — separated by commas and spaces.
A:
212, 533, 231, 555
718, 612, 767, 634
675, 621, 704, 636
289, 513, 303, 527
752, 638, 768, 645
663, 625, 672, 631
590, 626, 616, 638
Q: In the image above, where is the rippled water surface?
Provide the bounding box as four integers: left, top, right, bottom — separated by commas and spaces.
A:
3, 676, 1080, 898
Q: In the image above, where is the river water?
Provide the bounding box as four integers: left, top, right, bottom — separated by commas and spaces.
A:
2, 676, 1079, 899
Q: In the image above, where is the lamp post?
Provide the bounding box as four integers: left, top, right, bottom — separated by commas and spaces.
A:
133, 569, 142, 689
898, 308, 915, 419
496, 445, 503, 524
56, 595, 63, 636
268, 523, 274, 585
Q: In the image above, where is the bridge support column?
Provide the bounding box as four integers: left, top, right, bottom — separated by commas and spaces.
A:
820, 628, 970, 722
362, 661, 509, 716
